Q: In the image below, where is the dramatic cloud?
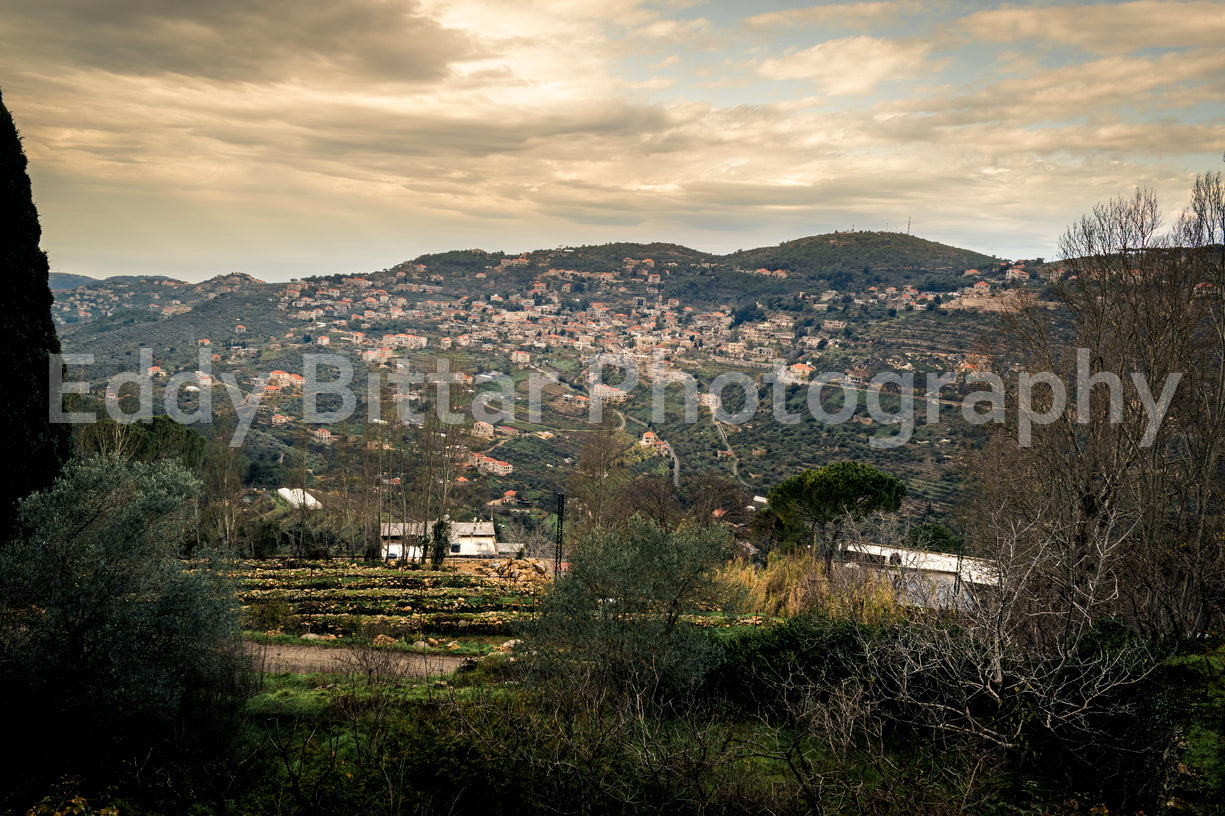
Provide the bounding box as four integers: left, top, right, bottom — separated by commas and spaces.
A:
960, 1, 1225, 54
890, 49, 1225, 129
746, 2, 929, 29
757, 36, 933, 95
0, 0, 1219, 280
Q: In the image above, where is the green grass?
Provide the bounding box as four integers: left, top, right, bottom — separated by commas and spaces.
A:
1163, 646, 1225, 812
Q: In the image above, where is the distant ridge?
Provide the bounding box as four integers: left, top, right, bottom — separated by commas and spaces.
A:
49, 273, 186, 291
48, 272, 98, 290
55, 231, 1006, 295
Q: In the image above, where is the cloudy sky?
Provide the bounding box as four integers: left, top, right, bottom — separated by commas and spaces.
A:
2, 0, 1223, 282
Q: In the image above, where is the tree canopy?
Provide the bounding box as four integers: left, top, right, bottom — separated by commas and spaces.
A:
528, 515, 734, 694
766, 461, 906, 567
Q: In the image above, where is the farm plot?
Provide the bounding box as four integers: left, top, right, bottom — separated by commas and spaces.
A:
238, 559, 550, 640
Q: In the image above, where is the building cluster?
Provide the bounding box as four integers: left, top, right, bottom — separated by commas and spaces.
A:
53, 249, 1045, 496
53, 274, 264, 325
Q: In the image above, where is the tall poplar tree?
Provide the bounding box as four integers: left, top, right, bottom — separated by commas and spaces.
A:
0, 88, 70, 540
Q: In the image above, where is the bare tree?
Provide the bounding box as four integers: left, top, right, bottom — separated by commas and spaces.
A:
567, 422, 632, 532
683, 472, 751, 531
923, 178, 1225, 807
625, 473, 684, 532
502, 516, 552, 559
404, 412, 460, 564
199, 435, 246, 553
973, 178, 1225, 640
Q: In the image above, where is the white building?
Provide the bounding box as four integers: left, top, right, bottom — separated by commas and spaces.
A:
379, 519, 517, 559
842, 542, 999, 607
276, 488, 322, 509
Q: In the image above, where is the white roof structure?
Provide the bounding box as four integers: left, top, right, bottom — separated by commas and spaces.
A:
276, 487, 322, 509
843, 542, 1000, 609
843, 542, 999, 587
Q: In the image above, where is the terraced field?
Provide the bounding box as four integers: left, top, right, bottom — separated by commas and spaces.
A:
238, 559, 550, 640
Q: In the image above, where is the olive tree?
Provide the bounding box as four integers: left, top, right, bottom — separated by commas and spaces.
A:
0, 454, 243, 793
526, 515, 735, 695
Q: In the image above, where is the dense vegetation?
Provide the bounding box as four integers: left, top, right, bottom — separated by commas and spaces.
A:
6, 518, 1225, 815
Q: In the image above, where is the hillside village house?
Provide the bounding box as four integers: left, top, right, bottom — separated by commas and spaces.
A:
845, 367, 869, 387
591, 383, 630, 403
468, 452, 513, 476
639, 430, 669, 456
361, 347, 395, 363
380, 519, 518, 559
383, 332, 428, 349
779, 362, 815, 384
268, 370, 304, 389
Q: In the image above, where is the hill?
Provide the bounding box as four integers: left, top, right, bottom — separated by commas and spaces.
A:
529, 241, 717, 271
725, 231, 1002, 292
378, 234, 998, 309
50, 229, 1020, 520
48, 272, 98, 290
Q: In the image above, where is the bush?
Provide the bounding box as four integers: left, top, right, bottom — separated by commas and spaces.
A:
525, 515, 735, 696
0, 455, 245, 810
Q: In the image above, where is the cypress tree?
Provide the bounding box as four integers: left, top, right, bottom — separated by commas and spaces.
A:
0, 88, 70, 540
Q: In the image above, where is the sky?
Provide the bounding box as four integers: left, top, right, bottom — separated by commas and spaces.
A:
1, 0, 1223, 283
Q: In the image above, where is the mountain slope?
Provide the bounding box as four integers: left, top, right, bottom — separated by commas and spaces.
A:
48, 272, 98, 290
725, 231, 1001, 291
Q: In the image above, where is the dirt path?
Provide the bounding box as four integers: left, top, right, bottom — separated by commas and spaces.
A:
247, 641, 468, 677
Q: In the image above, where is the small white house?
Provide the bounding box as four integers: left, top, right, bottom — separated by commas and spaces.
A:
380, 519, 518, 559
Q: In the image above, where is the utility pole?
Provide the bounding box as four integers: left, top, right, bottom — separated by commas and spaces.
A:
554, 492, 566, 578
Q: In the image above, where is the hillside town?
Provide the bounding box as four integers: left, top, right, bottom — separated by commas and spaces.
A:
49, 237, 1058, 515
